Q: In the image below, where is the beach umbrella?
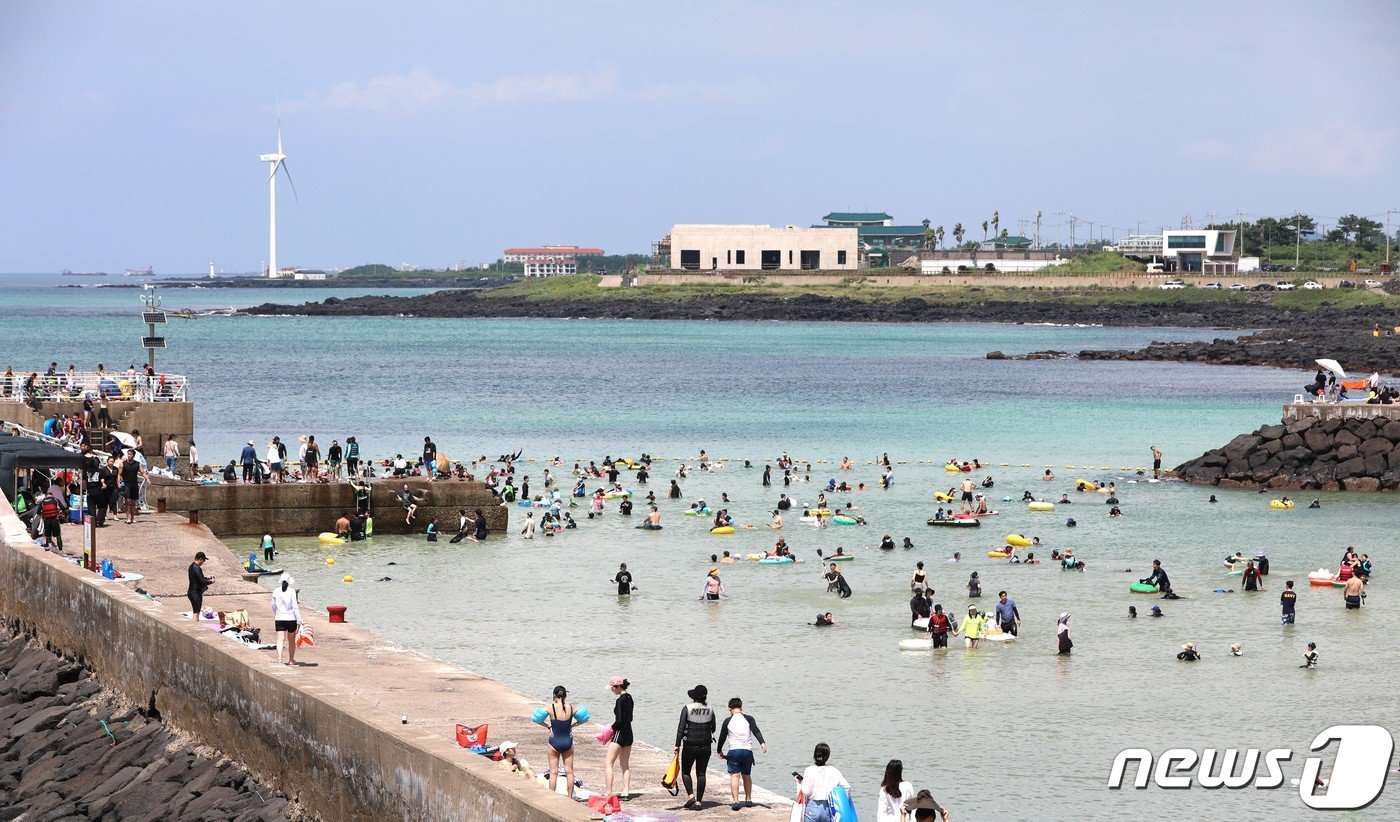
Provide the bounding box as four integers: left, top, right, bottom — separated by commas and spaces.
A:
1315, 359, 1346, 379
109, 431, 136, 448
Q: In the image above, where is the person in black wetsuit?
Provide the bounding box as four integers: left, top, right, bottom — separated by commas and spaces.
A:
1141, 560, 1173, 597
604, 677, 633, 797
762, 465, 771, 487
910, 589, 930, 626
675, 685, 715, 809
669, 480, 683, 499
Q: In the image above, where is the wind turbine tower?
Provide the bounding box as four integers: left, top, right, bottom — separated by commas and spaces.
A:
259, 123, 297, 277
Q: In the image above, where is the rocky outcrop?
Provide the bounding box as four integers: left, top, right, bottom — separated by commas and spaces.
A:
1079, 328, 1400, 376
1175, 416, 1400, 491
245, 288, 1400, 333
0, 630, 291, 821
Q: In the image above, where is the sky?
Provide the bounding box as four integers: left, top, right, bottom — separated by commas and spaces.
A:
1, 0, 1398, 273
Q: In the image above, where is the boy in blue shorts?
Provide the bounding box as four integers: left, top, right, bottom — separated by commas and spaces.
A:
717, 697, 767, 810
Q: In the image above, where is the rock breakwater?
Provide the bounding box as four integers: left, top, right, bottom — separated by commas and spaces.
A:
1175, 415, 1400, 491
0, 629, 291, 821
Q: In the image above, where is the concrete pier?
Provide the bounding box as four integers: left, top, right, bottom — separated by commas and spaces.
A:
150, 476, 508, 537
0, 500, 787, 821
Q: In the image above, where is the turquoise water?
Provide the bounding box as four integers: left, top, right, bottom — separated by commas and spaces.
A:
6, 274, 1395, 820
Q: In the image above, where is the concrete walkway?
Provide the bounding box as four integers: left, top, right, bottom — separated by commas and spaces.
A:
86, 513, 790, 820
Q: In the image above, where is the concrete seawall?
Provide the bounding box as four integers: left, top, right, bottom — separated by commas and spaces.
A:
0, 497, 787, 821
0, 498, 585, 822
150, 477, 508, 537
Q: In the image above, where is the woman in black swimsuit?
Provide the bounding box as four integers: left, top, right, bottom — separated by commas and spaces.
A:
604, 677, 634, 797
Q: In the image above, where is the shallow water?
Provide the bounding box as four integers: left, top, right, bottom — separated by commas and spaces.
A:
6, 274, 1395, 819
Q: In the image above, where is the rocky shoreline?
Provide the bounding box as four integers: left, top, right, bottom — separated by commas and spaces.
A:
241, 288, 1395, 328
1174, 415, 1400, 491
0, 629, 291, 821
1078, 328, 1400, 377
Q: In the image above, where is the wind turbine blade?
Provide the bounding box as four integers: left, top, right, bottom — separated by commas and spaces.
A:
278, 160, 298, 201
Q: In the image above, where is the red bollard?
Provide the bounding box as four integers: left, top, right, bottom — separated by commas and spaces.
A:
327, 605, 348, 623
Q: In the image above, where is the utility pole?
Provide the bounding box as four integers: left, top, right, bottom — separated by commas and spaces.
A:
1236, 211, 1247, 256
1035, 210, 1043, 249
1068, 214, 1078, 251
1386, 208, 1396, 268
1295, 211, 1302, 270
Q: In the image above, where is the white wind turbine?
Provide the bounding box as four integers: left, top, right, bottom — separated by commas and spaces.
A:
259, 121, 297, 277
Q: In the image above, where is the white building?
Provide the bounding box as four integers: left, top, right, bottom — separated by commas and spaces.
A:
522, 257, 579, 277
1118, 229, 1239, 274
665, 224, 858, 271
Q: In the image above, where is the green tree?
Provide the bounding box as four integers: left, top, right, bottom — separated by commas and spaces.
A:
953, 223, 965, 247
1332, 214, 1384, 250
935, 225, 945, 250
992, 210, 1000, 238
981, 220, 989, 242
923, 226, 936, 250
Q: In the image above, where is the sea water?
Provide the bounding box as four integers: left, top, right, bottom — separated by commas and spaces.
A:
5, 274, 1395, 820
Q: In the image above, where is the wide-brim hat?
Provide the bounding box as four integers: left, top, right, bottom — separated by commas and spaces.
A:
687, 685, 707, 702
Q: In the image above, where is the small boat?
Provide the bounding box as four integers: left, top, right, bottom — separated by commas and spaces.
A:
927, 517, 980, 527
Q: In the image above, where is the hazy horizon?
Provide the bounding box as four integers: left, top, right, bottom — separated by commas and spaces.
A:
2, 0, 1397, 273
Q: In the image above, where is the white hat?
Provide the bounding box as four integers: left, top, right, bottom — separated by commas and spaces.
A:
499, 740, 517, 751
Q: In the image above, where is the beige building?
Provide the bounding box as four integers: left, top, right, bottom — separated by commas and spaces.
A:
666, 224, 858, 271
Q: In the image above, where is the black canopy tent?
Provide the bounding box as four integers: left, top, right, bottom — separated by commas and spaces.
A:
0, 433, 87, 503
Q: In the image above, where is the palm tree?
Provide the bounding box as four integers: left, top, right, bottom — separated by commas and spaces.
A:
953, 223, 965, 247
981, 220, 989, 242
935, 225, 945, 250
992, 211, 1000, 238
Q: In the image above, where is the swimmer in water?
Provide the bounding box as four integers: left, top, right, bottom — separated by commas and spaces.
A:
770, 510, 783, 530
614, 563, 634, 595
720, 551, 735, 564
1043, 469, 1054, 480
948, 552, 961, 563
1177, 643, 1201, 661
700, 568, 727, 601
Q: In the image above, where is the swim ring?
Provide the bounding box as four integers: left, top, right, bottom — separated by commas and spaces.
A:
1028, 501, 1055, 512
710, 526, 735, 535
987, 551, 1012, 559
758, 556, 795, 565
1269, 500, 1295, 509
831, 515, 857, 526
318, 532, 347, 544
927, 518, 980, 527
1129, 583, 1159, 593
1005, 534, 1031, 547
827, 555, 854, 562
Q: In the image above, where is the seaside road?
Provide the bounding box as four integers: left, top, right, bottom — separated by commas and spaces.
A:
89, 514, 791, 820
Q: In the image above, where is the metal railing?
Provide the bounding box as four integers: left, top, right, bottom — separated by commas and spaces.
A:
0, 371, 188, 403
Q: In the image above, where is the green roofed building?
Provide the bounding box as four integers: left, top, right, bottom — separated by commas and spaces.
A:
987, 235, 1033, 249
816, 212, 930, 250
822, 212, 893, 227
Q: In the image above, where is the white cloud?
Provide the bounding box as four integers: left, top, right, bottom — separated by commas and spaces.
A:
289, 64, 621, 114
288, 64, 774, 115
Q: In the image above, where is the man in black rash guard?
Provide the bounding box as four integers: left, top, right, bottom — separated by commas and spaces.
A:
1141, 560, 1173, 597
674, 685, 715, 809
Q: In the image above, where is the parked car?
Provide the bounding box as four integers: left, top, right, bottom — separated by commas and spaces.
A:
1229, 283, 1248, 291
1339, 280, 1356, 289
1159, 280, 1185, 290
1302, 281, 1324, 290
1276, 281, 1296, 290
1252, 283, 1275, 291
1261, 264, 1285, 272
1364, 279, 1383, 288
1203, 282, 1222, 290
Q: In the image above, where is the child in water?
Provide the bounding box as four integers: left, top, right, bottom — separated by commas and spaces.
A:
966, 571, 981, 598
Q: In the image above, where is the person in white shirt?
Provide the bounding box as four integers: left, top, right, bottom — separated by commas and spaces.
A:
266, 442, 283, 484
797, 743, 849, 822
875, 759, 915, 822
716, 697, 767, 810
271, 573, 303, 666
